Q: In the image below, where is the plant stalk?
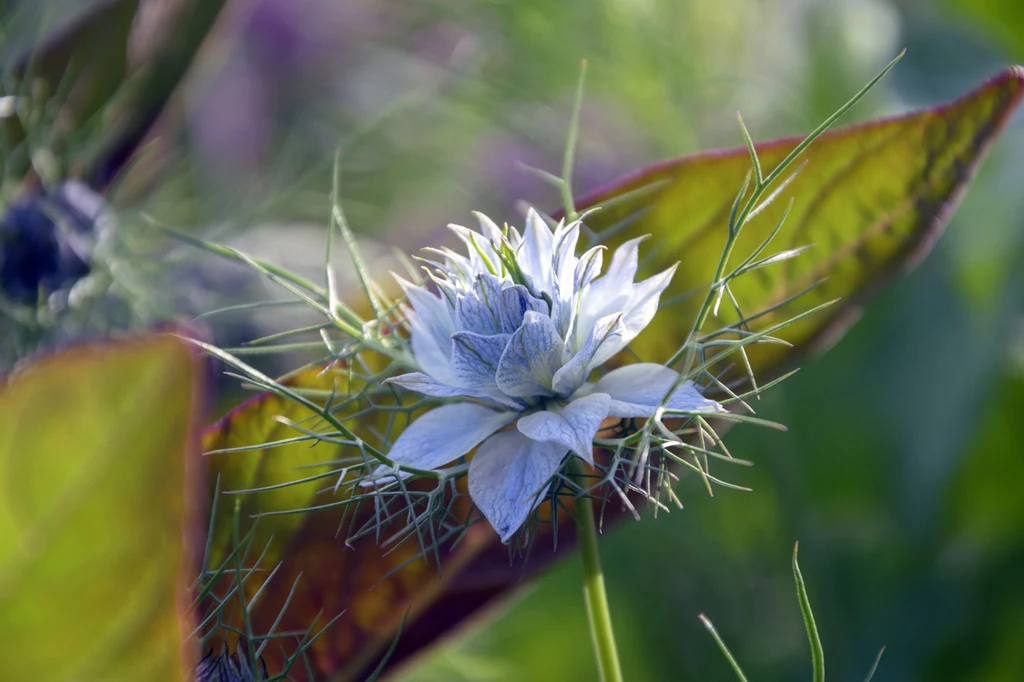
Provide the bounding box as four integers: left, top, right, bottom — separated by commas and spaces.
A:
572, 460, 624, 682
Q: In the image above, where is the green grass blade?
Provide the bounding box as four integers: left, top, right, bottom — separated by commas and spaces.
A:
793, 542, 825, 682
698, 614, 750, 682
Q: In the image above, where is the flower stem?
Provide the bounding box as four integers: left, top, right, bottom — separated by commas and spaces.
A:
572, 460, 624, 682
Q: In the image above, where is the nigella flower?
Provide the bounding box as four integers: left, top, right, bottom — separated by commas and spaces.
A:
381, 209, 725, 542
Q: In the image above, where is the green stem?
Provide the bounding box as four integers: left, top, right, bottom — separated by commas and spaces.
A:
572, 460, 624, 682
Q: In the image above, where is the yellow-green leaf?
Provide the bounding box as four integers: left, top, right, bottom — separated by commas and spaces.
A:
0, 335, 201, 681
572, 66, 1024, 383
202, 367, 345, 571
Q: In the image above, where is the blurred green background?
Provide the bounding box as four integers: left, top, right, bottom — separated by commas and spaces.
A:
5, 0, 1024, 680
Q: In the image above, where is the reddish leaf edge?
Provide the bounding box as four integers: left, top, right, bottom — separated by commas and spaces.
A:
563, 64, 1024, 362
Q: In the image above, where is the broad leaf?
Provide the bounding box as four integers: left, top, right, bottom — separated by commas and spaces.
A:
575, 65, 1024, 381
0, 334, 202, 681
200, 67, 1024, 681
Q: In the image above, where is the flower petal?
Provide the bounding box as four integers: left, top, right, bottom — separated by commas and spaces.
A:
455, 274, 505, 336
386, 372, 522, 410
450, 332, 510, 388
495, 310, 564, 397
596, 236, 644, 296
516, 392, 610, 463
386, 402, 517, 471
572, 236, 645, 347
552, 312, 627, 395
574, 245, 605, 292
613, 264, 678, 354
519, 208, 554, 293
449, 223, 501, 275
586, 363, 725, 418
472, 211, 505, 244
550, 221, 581, 337
395, 277, 456, 382
497, 283, 548, 334
469, 430, 567, 543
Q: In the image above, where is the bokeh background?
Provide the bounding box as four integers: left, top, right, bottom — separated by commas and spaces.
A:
4, 0, 1024, 680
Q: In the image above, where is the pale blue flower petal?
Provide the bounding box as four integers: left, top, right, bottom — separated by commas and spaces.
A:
395, 277, 456, 383
520, 208, 554, 294
551, 313, 627, 395
573, 237, 644, 339
450, 332, 510, 388
469, 430, 567, 542
495, 310, 564, 397
497, 284, 548, 334
472, 211, 505, 244
617, 264, 678, 343
386, 402, 517, 471
455, 274, 505, 335
550, 221, 581, 336
574, 245, 605, 292
598, 236, 644, 293
585, 363, 725, 418
581, 263, 678, 372
516, 392, 610, 463
449, 223, 501, 275
386, 372, 522, 410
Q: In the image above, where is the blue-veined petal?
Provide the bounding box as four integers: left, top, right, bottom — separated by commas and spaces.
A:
386, 372, 523, 410
550, 221, 581, 337
455, 274, 505, 335
495, 310, 564, 397
384, 402, 517, 471
551, 313, 626, 395
516, 392, 610, 463
450, 332, 510, 388
497, 283, 548, 334
583, 363, 724, 418
468, 430, 567, 543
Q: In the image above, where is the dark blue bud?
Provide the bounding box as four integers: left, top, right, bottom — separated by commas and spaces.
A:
0, 180, 105, 303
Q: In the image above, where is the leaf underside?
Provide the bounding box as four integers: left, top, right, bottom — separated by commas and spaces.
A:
200, 67, 1024, 681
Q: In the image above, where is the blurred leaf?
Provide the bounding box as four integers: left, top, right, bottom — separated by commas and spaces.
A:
1, 0, 138, 183
1, 0, 227, 190
945, 0, 1024, 59
201, 68, 1024, 681
0, 334, 201, 681
86, 0, 230, 191
6, 0, 139, 129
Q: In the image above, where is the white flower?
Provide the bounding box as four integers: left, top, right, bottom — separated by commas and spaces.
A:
381, 209, 724, 542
